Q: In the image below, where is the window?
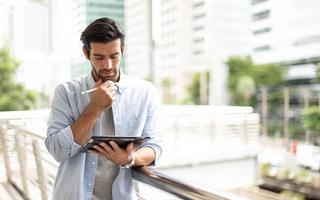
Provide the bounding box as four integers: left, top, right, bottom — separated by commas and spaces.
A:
252, 10, 270, 21
193, 26, 204, 31
193, 13, 206, 20
193, 1, 204, 8
193, 38, 204, 43
253, 45, 270, 52
88, 3, 123, 9
294, 35, 320, 46
253, 27, 271, 35
252, 0, 268, 5
193, 50, 203, 55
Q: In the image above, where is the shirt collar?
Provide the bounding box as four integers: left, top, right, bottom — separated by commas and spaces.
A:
86, 68, 127, 95
116, 69, 127, 94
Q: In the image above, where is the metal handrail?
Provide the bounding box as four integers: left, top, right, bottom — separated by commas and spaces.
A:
0, 109, 257, 200
0, 120, 243, 200
132, 166, 244, 200
0, 119, 45, 140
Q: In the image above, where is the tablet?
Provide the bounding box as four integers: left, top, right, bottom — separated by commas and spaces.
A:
79, 136, 150, 153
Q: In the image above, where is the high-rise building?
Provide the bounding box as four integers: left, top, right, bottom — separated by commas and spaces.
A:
0, 0, 52, 92
0, 0, 73, 106
86, 0, 124, 26
70, 0, 125, 79
158, 0, 251, 104
124, 0, 153, 81
250, 0, 320, 83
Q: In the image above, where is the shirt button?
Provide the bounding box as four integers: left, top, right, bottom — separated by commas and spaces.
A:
92, 162, 95, 165
88, 183, 92, 186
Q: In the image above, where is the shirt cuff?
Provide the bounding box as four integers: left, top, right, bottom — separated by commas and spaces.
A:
61, 126, 82, 156
138, 144, 162, 167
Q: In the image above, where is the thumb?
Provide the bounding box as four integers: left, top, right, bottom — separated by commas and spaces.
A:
94, 79, 103, 87
126, 143, 134, 153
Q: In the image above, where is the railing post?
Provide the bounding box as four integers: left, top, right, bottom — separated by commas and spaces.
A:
243, 114, 248, 145
15, 133, 29, 199
32, 139, 48, 200
133, 181, 143, 200
303, 88, 310, 144
261, 87, 268, 138
0, 124, 13, 183
284, 87, 290, 150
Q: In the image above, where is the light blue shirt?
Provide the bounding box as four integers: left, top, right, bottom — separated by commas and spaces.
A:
45, 72, 162, 200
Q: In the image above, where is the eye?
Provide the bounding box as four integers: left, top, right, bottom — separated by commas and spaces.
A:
94, 56, 103, 61
110, 53, 120, 59
110, 55, 118, 59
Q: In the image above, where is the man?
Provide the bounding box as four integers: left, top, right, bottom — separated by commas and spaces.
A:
45, 17, 162, 200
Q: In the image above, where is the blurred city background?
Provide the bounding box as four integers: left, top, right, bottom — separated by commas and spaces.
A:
0, 0, 320, 199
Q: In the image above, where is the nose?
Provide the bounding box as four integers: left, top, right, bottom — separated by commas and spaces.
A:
104, 58, 112, 69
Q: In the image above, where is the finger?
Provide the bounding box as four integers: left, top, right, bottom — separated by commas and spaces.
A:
111, 92, 116, 101
107, 84, 116, 90
92, 144, 108, 155
109, 141, 120, 151
107, 86, 116, 94
89, 149, 100, 154
99, 142, 113, 153
94, 79, 103, 87
108, 89, 116, 95
104, 80, 115, 88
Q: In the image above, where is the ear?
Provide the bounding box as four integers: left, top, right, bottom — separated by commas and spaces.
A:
83, 46, 90, 60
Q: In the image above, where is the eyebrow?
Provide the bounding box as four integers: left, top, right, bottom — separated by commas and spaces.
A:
92, 52, 120, 57
92, 54, 104, 57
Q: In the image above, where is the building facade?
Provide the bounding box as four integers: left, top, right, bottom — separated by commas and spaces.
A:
70, 0, 125, 79
250, 0, 320, 83
0, 0, 72, 106
157, 0, 251, 104
124, 0, 153, 81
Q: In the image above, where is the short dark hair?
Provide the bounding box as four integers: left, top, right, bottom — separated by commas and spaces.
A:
80, 17, 125, 52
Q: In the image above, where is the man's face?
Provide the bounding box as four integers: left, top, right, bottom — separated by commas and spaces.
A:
85, 39, 122, 82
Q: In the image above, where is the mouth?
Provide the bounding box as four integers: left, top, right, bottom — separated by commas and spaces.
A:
99, 70, 114, 77
98, 71, 116, 82
100, 73, 114, 77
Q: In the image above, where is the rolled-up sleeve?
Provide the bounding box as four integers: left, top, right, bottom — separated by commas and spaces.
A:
140, 84, 162, 166
45, 85, 81, 163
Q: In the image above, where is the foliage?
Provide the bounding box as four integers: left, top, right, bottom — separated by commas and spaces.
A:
280, 191, 305, 200
314, 63, 320, 83
289, 121, 306, 140
260, 163, 271, 176
161, 77, 172, 88
296, 169, 311, 183
227, 56, 285, 107
0, 47, 37, 111
161, 77, 175, 104
302, 106, 320, 137
185, 71, 210, 105
266, 122, 306, 139
267, 123, 283, 138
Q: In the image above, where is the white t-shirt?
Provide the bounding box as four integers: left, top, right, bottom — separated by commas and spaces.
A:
92, 108, 120, 200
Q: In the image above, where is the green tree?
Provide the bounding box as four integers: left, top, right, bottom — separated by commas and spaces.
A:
185, 71, 210, 104
227, 56, 285, 107
0, 47, 37, 111
161, 77, 174, 104
314, 62, 320, 83
303, 106, 320, 138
